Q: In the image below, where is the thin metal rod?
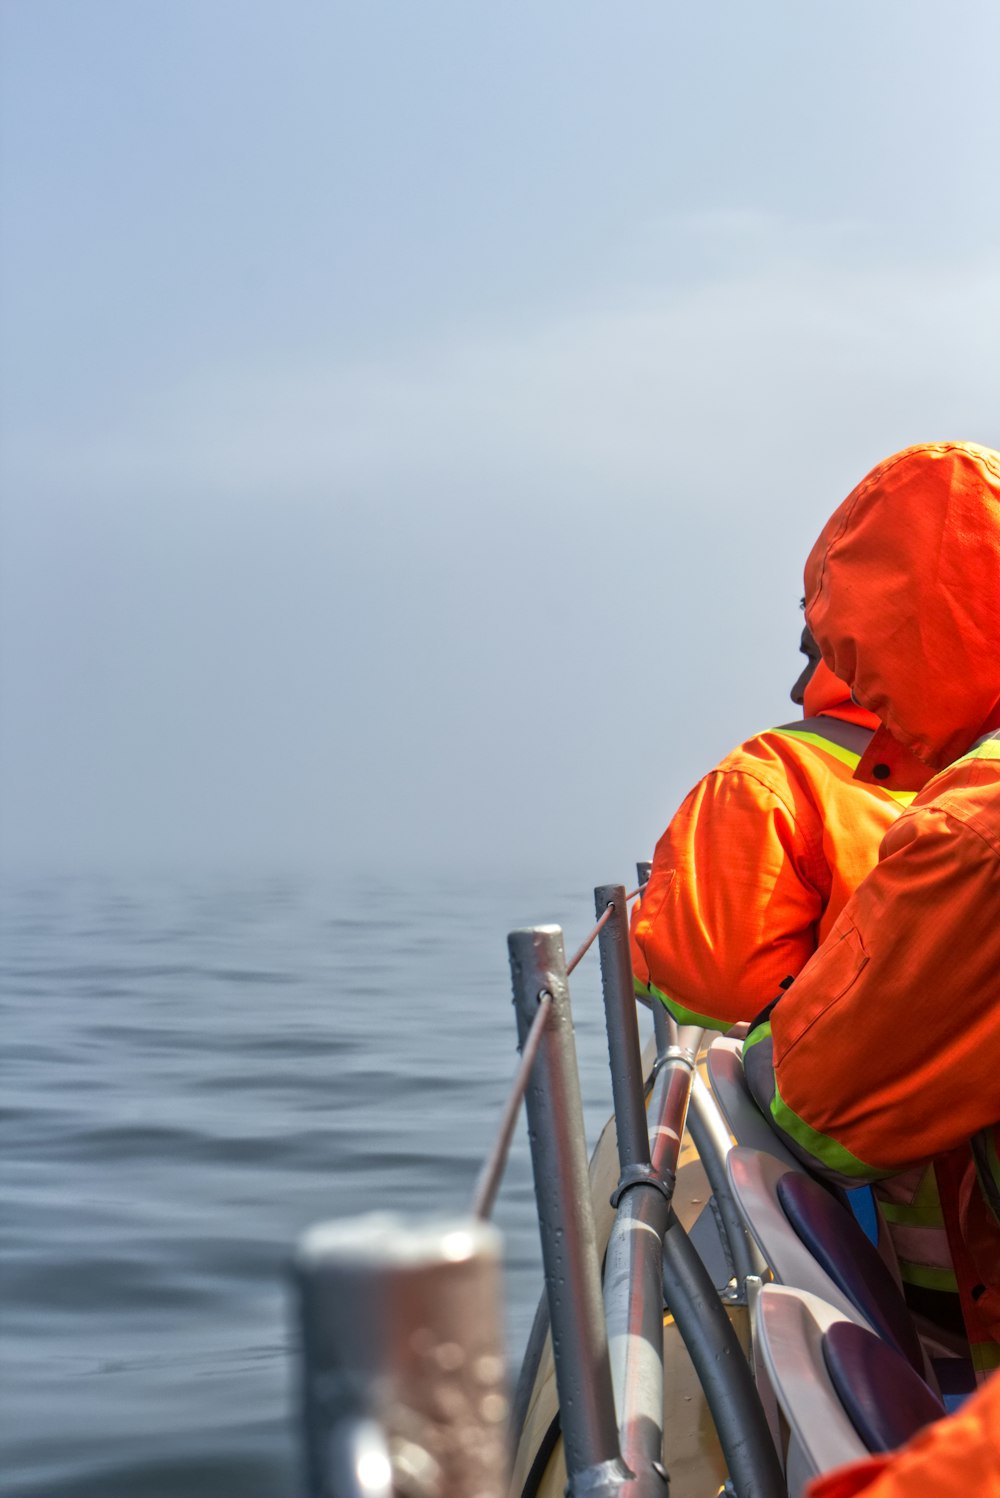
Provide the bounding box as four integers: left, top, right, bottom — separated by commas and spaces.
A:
595, 883, 651, 1174
508, 925, 629, 1495
687, 1070, 766, 1288
471, 992, 552, 1220
662, 1215, 784, 1498
566, 901, 614, 975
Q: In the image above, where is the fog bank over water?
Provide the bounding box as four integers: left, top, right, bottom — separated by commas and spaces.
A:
2, 3, 999, 880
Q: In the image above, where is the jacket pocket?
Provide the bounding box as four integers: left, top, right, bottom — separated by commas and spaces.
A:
780, 921, 869, 1049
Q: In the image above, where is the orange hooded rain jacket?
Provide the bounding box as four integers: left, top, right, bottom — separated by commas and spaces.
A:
631, 659, 906, 1029
744, 441, 1000, 1358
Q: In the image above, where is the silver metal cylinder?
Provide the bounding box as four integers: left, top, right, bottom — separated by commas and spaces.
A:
294, 1213, 509, 1498
595, 883, 651, 1174
687, 1070, 766, 1290
508, 925, 628, 1495
602, 1051, 700, 1495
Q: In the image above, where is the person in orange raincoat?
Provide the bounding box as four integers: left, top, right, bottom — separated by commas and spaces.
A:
630, 626, 907, 1030
804, 1365, 1000, 1498
744, 440, 1000, 1375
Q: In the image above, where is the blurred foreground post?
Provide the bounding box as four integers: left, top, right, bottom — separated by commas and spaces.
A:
294, 1214, 509, 1498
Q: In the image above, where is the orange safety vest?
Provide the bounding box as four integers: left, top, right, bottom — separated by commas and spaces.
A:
631, 657, 906, 1029
744, 442, 1000, 1363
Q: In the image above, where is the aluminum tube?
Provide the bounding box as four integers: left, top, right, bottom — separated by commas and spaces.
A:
603, 1042, 700, 1494
507, 926, 629, 1494
687, 1071, 766, 1287
294, 1213, 510, 1498
603, 1196, 670, 1496
662, 1216, 784, 1498
595, 883, 651, 1173
650, 993, 674, 1058
647, 1044, 697, 1181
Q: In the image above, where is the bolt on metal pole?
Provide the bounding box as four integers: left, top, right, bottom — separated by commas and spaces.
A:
595, 884, 651, 1175
508, 925, 630, 1498
294, 1213, 510, 1498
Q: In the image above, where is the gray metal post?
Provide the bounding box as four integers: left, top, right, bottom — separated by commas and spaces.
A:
595, 883, 651, 1174
295, 1214, 510, 1498
635, 861, 677, 1056
602, 1031, 701, 1496
508, 926, 630, 1497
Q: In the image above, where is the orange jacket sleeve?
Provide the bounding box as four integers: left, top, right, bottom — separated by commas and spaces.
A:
631, 765, 827, 1028
804, 1368, 1000, 1498
745, 785, 1000, 1179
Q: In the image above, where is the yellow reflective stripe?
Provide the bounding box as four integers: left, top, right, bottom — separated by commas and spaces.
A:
973, 1341, 1000, 1374
886, 788, 917, 805
960, 739, 1000, 764
773, 727, 862, 771
770, 1072, 879, 1180
895, 1261, 959, 1293
647, 981, 729, 1033
877, 1200, 945, 1228
913, 1165, 945, 1210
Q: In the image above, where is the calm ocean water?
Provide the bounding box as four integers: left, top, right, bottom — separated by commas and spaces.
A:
0, 871, 620, 1497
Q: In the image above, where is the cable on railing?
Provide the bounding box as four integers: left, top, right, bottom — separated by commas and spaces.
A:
472, 882, 648, 1221
472, 991, 552, 1220
566, 901, 614, 975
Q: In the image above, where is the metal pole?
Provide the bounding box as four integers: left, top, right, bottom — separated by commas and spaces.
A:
635, 862, 677, 1056
508, 925, 630, 1498
686, 1071, 766, 1293
602, 1031, 701, 1496
662, 1216, 784, 1498
294, 1214, 510, 1498
595, 883, 651, 1174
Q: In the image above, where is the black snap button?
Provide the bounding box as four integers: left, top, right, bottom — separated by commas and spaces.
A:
873, 763, 891, 780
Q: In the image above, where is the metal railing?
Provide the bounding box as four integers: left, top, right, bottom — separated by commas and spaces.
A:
294, 867, 783, 1498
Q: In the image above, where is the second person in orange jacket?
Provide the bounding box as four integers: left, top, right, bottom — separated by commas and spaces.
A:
743, 440, 1000, 1375
630, 626, 907, 1029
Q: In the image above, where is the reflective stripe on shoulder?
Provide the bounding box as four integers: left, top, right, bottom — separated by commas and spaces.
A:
772, 726, 863, 772
774, 724, 916, 804
958, 730, 1000, 765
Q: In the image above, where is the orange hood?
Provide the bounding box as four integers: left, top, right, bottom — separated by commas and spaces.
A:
801, 655, 879, 729
805, 441, 1000, 776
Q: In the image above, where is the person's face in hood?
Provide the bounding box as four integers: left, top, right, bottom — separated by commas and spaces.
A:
790, 625, 821, 707
805, 441, 1000, 771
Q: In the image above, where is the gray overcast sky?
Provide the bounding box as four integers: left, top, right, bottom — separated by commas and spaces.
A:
1, 1, 998, 879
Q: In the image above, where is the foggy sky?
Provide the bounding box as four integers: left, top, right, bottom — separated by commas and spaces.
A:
2, 1, 999, 880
